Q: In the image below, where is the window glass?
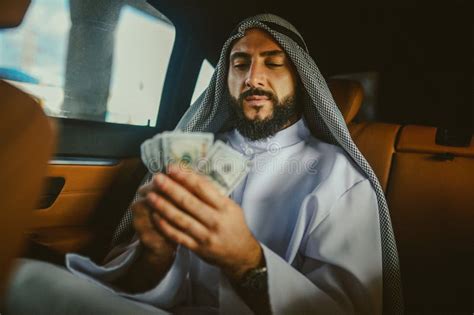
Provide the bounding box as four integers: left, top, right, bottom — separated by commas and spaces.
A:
190, 59, 215, 105
0, 0, 175, 127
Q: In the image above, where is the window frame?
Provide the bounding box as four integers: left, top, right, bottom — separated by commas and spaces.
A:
54, 21, 207, 158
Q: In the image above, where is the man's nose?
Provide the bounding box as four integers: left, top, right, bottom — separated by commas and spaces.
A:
244, 63, 265, 88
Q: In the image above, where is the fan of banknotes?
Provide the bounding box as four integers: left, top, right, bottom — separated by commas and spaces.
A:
141, 131, 251, 195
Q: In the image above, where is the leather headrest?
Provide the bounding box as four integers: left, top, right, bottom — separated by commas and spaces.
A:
327, 78, 364, 124
0, 0, 31, 28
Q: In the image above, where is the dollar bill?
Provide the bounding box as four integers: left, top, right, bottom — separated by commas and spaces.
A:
140, 134, 163, 173
141, 132, 250, 196
161, 131, 214, 170
198, 140, 251, 195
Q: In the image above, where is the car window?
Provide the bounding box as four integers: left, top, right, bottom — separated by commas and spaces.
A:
190, 59, 214, 105
0, 0, 175, 127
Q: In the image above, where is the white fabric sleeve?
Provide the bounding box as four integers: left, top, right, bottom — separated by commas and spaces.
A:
219, 179, 382, 315
66, 242, 191, 309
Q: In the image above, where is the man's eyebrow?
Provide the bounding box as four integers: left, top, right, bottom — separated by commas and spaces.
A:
230, 50, 285, 61
260, 50, 285, 57
230, 52, 250, 61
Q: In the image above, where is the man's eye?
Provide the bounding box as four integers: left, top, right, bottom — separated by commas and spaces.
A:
234, 64, 249, 69
267, 63, 283, 68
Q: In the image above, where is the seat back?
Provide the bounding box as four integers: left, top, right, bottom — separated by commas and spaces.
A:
0, 0, 56, 296
341, 77, 473, 311
327, 78, 364, 124
0, 0, 31, 28
386, 125, 474, 312
329, 79, 400, 192
349, 122, 401, 192
0, 80, 56, 296
350, 120, 474, 312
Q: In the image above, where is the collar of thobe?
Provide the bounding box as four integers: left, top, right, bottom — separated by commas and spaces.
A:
227, 118, 311, 157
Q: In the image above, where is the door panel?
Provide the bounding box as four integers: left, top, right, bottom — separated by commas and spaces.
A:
26, 158, 145, 256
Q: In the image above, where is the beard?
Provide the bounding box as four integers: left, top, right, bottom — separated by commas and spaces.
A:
229, 88, 300, 141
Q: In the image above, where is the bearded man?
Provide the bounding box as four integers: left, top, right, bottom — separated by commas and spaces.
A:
3, 14, 403, 315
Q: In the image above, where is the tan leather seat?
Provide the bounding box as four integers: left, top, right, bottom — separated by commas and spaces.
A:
332, 78, 472, 311
344, 88, 472, 311
327, 78, 364, 124
0, 81, 56, 296
0, 0, 31, 28
349, 122, 401, 192
328, 78, 401, 192
0, 0, 56, 297
387, 125, 474, 312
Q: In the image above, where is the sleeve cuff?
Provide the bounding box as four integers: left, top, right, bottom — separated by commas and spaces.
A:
119, 246, 190, 308
261, 244, 344, 315
66, 238, 141, 283
66, 244, 190, 309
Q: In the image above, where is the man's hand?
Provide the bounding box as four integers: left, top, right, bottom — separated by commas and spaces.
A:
142, 163, 263, 282
132, 191, 177, 264
110, 191, 178, 293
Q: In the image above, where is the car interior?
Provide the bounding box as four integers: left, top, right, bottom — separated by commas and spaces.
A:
0, 0, 472, 313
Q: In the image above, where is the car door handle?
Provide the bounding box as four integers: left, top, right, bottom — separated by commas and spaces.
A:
37, 177, 65, 209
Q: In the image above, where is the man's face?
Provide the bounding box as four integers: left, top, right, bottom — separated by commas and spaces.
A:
227, 28, 298, 122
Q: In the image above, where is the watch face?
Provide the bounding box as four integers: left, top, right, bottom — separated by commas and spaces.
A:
249, 271, 266, 290
241, 267, 268, 291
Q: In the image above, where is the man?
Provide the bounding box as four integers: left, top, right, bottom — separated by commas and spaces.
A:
4, 14, 402, 315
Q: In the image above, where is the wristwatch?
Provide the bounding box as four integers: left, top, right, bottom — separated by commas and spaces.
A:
239, 266, 268, 291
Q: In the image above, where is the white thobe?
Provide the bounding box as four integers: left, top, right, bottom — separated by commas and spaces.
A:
66, 118, 382, 314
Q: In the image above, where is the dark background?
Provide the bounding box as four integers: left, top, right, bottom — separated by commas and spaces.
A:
152, 0, 473, 132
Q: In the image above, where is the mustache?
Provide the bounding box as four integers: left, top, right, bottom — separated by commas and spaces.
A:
238, 88, 278, 104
